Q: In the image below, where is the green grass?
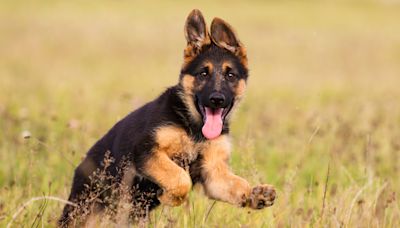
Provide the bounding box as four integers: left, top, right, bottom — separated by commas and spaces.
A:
1, 0, 400, 227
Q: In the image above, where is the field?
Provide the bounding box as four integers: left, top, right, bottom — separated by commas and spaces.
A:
1, 0, 400, 227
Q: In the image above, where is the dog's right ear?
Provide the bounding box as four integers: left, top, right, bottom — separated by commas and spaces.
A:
184, 9, 210, 63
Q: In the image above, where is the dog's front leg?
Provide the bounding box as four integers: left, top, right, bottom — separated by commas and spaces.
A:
143, 152, 192, 206
201, 136, 276, 209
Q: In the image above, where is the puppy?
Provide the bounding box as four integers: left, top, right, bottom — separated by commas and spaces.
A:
59, 9, 276, 227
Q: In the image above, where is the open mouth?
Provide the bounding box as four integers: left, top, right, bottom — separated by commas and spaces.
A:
195, 98, 233, 140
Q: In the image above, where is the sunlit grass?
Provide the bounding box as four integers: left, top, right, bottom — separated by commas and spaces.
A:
1, 0, 400, 227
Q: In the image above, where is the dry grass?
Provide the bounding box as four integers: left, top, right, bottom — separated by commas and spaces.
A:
1, 0, 400, 227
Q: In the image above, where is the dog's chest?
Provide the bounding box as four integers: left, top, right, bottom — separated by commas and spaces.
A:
170, 140, 203, 170
155, 126, 204, 169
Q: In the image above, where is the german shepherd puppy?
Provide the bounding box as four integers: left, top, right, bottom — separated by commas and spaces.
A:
59, 9, 276, 226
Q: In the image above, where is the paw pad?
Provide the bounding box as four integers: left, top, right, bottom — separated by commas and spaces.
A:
248, 185, 276, 209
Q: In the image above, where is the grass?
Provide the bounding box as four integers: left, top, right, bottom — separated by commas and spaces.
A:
1, 0, 400, 227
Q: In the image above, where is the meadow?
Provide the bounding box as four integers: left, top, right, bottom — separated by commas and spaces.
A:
1, 0, 400, 227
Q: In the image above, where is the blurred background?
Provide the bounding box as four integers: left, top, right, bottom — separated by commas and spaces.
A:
1, 0, 400, 226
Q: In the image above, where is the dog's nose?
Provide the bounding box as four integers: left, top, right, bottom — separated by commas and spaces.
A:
209, 92, 225, 107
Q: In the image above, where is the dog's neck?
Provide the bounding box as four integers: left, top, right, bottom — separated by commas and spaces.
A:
164, 85, 230, 142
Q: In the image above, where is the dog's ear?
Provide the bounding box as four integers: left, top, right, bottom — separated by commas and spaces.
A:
184, 9, 211, 62
210, 18, 247, 64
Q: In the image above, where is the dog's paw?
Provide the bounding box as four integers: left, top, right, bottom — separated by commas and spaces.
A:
157, 188, 189, 207
248, 184, 276, 209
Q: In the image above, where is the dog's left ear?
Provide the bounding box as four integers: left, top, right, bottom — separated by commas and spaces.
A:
210, 18, 247, 64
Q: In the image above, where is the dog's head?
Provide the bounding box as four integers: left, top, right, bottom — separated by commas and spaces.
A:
179, 9, 248, 140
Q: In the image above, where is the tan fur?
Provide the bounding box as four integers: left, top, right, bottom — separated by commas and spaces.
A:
237, 46, 248, 68
181, 74, 195, 92
144, 152, 192, 206
183, 34, 211, 67
151, 127, 253, 207
145, 125, 276, 209
155, 125, 199, 160
204, 61, 213, 74
147, 126, 255, 207
183, 45, 197, 67
145, 125, 202, 206
179, 75, 202, 122
201, 135, 251, 206
235, 79, 247, 100
156, 126, 188, 157
222, 61, 232, 72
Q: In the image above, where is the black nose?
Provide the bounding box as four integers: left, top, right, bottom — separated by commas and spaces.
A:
209, 92, 225, 107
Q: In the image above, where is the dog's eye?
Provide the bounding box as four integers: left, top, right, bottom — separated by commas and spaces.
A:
226, 72, 236, 80
198, 71, 208, 79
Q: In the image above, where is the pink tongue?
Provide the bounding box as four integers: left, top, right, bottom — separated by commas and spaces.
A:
202, 107, 224, 140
